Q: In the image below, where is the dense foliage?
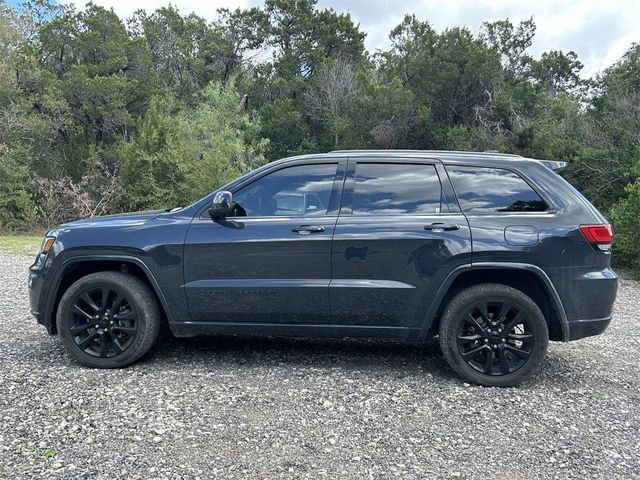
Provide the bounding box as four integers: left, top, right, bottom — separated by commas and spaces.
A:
0, 0, 639, 271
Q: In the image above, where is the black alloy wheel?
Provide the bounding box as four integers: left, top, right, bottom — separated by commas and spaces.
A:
439, 283, 548, 387
69, 286, 139, 358
456, 300, 535, 376
57, 271, 160, 368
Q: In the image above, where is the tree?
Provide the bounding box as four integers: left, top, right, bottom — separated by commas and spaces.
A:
479, 18, 535, 74
610, 180, 640, 272
305, 56, 357, 148
0, 153, 36, 230
177, 82, 268, 200
527, 50, 583, 95
2, 0, 640, 272
379, 15, 503, 148
117, 83, 267, 211
213, 7, 269, 81
263, 0, 365, 80
133, 7, 208, 101
573, 44, 640, 208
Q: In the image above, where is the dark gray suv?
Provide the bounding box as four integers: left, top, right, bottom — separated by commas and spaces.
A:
29, 150, 617, 386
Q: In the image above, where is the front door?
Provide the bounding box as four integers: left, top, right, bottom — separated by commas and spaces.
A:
184, 161, 345, 324
330, 159, 472, 328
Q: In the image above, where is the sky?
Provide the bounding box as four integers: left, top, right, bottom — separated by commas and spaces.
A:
8, 0, 640, 78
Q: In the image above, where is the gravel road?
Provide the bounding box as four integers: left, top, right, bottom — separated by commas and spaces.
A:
1, 252, 639, 479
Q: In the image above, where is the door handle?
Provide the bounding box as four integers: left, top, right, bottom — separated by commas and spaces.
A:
292, 225, 325, 234
424, 223, 460, 232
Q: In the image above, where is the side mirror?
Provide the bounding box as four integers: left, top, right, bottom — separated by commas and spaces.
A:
209, 191, 234, 218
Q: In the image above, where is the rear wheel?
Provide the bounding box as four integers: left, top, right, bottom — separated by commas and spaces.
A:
56, 271, 160, 368
439, 283, 548, 387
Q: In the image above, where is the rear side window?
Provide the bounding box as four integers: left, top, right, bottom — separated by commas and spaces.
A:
352, 163, 442, 215
447, 166, 548, 214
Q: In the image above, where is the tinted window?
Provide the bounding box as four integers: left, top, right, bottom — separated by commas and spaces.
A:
352, 163, 442, 215
447, 166, 548, 214
233, 164, 337, 216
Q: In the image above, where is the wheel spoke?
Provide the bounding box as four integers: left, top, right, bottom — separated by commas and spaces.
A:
77, 331, 99, 349
457, 334, 482, 345
461, 345, 487, 360
111, 293, 125, 314
113, 311, 135, 321
508, 333, 534, 342
497, 348, 510, 374
72, 304, 94, 320
483, 349, 494, 374
466, 313, 484, 332
81, 293, 99, 312
480, 303, 491, 323
504, 344, 531, 360
99, 333, 108, 357
69, 322, 93, 336
504, 311, 523, 332
112, 325, 136, 334
98, 288, 110, 313
111, 332, 124, 353
497, 302, 512, 323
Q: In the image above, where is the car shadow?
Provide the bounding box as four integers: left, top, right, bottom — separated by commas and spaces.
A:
139, 327, 455, 379
37, 327, 582, 386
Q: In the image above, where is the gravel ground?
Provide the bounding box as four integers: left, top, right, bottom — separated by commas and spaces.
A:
1, 252, 639, 479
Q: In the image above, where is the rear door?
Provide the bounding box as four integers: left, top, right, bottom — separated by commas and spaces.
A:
330, 157, 472, 328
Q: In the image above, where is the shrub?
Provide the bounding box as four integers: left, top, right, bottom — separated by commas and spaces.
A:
0, 152, 36, 231
33, 165, 119, 227
610, 179, 640, 273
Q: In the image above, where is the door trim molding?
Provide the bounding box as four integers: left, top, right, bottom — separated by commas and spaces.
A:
329, 279, 416, 289
182, 278, 330, 288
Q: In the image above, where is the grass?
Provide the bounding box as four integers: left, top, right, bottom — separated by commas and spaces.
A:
40, 448, 57, 459
0, 235, 42, 256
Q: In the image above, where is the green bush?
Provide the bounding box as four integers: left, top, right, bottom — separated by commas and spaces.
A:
117, 83, 267, 211
0, 154, 36, 231
610, 180, 640, 273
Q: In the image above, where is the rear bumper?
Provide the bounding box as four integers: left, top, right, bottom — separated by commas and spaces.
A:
566, 316, 612, 341
545, 266, 617, 341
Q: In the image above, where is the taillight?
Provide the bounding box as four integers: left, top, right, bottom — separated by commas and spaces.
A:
579, 224, 613, 251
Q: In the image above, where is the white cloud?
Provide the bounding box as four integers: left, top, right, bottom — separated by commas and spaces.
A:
601, 33, 639, 71
72, 0, 640, 77
322, 0, 640, 76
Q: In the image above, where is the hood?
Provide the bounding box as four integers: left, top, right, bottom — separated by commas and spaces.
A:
54, 210, 167, 230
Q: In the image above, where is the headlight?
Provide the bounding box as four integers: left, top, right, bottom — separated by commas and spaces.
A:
40, 236, 56, 254
32, 236, 56, 271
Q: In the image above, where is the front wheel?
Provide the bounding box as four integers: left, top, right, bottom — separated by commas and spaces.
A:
439, 284, 548, 387
56, 271, 160, 368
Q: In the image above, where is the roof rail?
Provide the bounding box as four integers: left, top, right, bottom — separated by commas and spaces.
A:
329, 149, 522, 158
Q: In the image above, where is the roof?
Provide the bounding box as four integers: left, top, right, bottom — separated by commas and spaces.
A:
273, 149, 567, 171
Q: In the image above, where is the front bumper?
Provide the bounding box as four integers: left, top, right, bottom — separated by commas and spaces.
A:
566, 316, 612, 341
28, 261, 56, 334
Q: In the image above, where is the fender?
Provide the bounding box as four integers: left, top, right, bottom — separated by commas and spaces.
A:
417, 262, 570, 342
44, 254, 175, 331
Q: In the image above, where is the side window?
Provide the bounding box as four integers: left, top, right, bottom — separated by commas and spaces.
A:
233, 164, 338, 217
447, 166, 548, 214
352, 163, 443, 215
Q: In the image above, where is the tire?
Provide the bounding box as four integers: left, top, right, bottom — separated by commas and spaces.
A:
438, 283, 548, 387
56, 271, 160, 368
